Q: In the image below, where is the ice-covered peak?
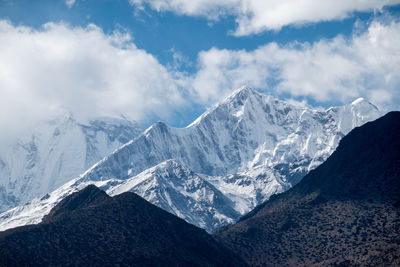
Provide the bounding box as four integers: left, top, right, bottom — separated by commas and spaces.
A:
224, 86, 257, 102
187, 86, 263, 127
187, 87, 252, 127
188, 86, 280, 128
213, 86, 299, 122
350, 97, 380, 115
325, 97, 380, 136
351, 97, 366, 105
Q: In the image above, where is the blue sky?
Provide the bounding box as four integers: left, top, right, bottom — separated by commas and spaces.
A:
2, 0, 394, 67
0, 0, 399, 129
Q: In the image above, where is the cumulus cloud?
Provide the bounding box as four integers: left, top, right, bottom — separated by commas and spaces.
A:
130, 0, 400, 35
189, 20, 400, 111
0, 21, 185, 137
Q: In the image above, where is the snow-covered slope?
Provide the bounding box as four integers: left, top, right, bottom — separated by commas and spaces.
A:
108, 160, 240, 230
0, 160, 239, 232
0, 113, 142, 212
0, 87, 381, 232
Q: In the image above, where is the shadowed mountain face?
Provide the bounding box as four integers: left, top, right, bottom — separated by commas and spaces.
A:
0, 185, 247, 266
214, 111, 400, 266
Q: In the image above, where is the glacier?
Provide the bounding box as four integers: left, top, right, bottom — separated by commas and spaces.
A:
0, 87, 381, 232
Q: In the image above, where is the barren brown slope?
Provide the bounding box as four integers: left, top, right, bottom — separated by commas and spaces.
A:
0, 185, 247, 266
214, 111, 400, 266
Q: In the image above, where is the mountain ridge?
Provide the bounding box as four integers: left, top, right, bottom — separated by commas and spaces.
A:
0, 87, 381, 232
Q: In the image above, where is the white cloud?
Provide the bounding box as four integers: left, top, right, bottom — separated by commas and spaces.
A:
0, 21, 185, 137
65, 0, 76, 8
130, 0, 400, 35
0, 18, 399, 143
188, 20, 400, 111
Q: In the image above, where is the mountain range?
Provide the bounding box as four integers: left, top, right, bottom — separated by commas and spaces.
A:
0, 111, 398, 266
0, 87, 381, 232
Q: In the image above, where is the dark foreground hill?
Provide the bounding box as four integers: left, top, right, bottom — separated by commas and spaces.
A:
214, 111, 400, 266
0, 185, 246, 266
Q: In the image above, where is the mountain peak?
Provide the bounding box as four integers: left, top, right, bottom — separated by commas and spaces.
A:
232, 85, 255, 95
42, 185, 110, 223
225, 86, 258, 102
187, 86, 259, 128
144, 159, 188, 176
351, 96, 379, 111
351, 97, 366, 105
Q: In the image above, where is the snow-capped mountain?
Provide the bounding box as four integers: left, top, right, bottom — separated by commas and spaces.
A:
0, 87, 381, 232
0, 113, 143, 212
108, 160, 241, 230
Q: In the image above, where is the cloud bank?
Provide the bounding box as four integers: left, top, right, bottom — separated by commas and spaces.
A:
0, 19, 399, 140
191, 20, 400, 110
130, 0, 400, 35
0, 21, 185, 135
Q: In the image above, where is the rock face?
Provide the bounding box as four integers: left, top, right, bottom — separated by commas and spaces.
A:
0, 185, 246, 267
0, 87, 381, 232
214, 111, 400, 266
0, 113, 143, 212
